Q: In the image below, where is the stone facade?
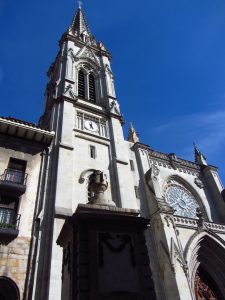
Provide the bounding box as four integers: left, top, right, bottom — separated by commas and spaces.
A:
0, 119, 53, 299
0, 237, 30, 297
0, 5, 225, 300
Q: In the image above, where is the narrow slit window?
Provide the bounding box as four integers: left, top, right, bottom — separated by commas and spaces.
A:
130, 160, 135, 171
78, 70, 85, 98
89, 74, 96, 102
90, 145, 96, 159
134, 186, 140, 199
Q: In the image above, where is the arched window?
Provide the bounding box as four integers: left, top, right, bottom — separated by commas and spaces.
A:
0, 277, 20, 300
89, 74, 96, 102
78, 70, 85, 98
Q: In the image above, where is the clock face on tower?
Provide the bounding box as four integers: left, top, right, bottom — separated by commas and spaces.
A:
84, 120, 99, 132
165, 184, 199, 218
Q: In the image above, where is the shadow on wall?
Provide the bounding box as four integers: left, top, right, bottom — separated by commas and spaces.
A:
221, 189, 225, 202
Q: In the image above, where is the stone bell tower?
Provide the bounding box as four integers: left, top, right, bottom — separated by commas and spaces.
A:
33, 5, 151, 300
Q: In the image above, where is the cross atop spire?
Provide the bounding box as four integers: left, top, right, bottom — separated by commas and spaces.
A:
78, 0, 83, 9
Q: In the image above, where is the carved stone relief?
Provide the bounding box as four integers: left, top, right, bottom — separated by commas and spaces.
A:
98, 233, 135, 268
194, 177, 204, 189
170, 237, 188, 275
76, 46, 100, 66
110, 100, 120, 115
64, 84, 76, 99
152, 165, 160, 180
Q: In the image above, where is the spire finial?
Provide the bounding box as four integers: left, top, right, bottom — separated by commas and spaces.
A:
69, 1, 93, 39
130, 122, 134, 132
128, 122, 140, 143
193, 143, 207, 166
78, 0, 83, 9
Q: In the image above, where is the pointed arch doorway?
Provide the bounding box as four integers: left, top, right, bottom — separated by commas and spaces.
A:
194, 266, 223, 300
187, 235, 225, 300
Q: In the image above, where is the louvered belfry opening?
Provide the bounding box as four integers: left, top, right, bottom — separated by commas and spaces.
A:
89, 74, 96, 102
78, 70, 85, 98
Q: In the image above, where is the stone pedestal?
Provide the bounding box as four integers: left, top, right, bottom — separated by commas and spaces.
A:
57, 204, 156, 300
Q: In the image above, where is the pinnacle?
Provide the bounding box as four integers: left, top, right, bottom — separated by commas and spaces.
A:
193, 143, 207, 166
128, 122, 140, 143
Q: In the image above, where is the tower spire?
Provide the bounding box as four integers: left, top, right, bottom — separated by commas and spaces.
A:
68, 3, 92, 38
194, 143, 207, 166
128, 122, 140, 143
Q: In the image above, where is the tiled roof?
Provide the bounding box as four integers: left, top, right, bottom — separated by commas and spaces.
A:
0, 116, 51, 132
0, 116, 54, 145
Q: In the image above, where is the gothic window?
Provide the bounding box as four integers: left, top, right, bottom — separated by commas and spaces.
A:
164, 180, 199, 218
78, 70, 85, 98
89, 74, 96, 102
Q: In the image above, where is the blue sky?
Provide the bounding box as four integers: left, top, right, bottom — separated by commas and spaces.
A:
0, 0, 225, 184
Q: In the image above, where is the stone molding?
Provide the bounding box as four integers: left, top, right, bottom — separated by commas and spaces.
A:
172, 215, 225, 233
115, 158, 128, 165
74, 131, 110, 145
59, 142, 74, 151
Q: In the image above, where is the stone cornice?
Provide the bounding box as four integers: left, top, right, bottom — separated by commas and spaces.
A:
135, 142, 201, 175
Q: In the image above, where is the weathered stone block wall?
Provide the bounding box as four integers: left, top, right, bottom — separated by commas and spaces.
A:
0, 237, 30, 298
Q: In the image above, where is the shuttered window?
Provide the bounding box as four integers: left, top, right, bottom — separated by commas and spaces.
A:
78, 70, 85, 98
89, 74, 96, 102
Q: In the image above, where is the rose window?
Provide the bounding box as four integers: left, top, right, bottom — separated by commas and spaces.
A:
165, 184, 199, 218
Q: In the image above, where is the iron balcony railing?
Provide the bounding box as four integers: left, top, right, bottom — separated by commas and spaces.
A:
0, 169, 28, 185
0, 209, 21, 230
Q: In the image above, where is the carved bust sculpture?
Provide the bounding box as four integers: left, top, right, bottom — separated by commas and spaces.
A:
88, 170, 115, 206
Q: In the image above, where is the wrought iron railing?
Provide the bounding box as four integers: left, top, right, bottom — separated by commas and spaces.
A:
0, 209, 21, 230
0, 169, 28, 185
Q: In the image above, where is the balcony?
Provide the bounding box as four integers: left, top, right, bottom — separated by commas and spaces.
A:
0, 209, 21, 244
0, 169, 27, 196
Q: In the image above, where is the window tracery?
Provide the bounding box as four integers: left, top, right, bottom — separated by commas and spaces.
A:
164, 180, 199, 218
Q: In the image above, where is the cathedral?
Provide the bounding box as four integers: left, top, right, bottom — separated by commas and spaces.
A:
0, 4, 225, 300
